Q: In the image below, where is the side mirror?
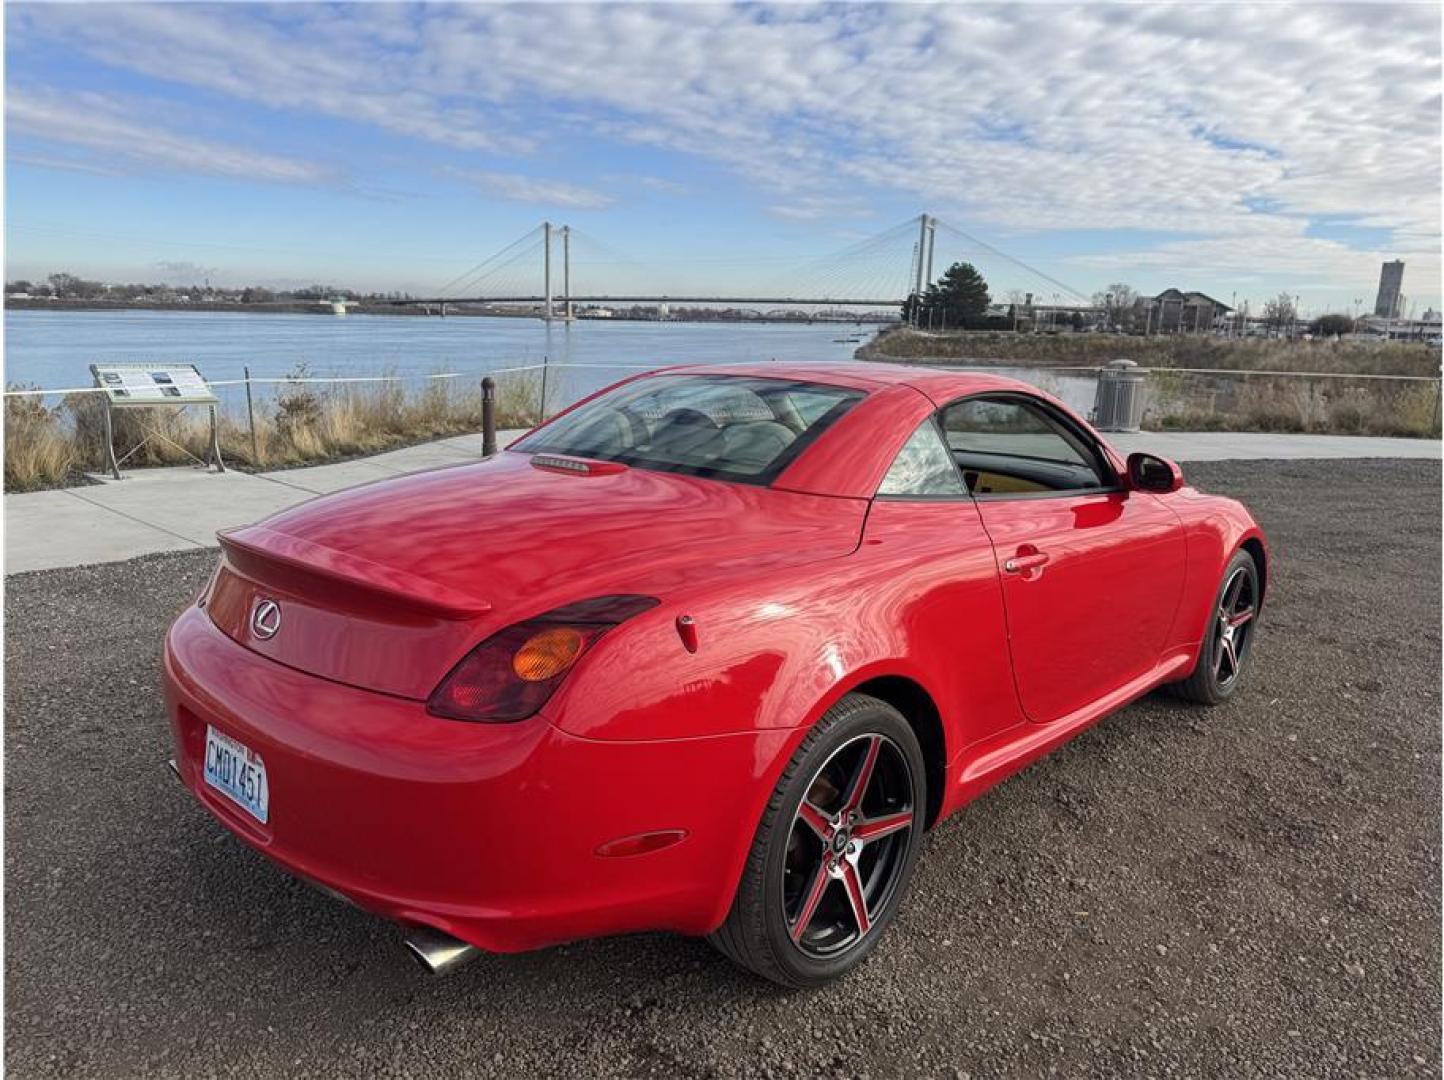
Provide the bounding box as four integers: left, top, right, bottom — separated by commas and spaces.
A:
1127, 452, 1184, 493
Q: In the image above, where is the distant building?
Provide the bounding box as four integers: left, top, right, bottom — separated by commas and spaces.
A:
1144, 289, 1232, 334
1374, 260, 1404, 318
1355, 312, 1440, 343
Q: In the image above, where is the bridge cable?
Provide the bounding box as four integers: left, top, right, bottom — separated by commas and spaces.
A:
436, 225, 543, 298
931, 218, 1091, 303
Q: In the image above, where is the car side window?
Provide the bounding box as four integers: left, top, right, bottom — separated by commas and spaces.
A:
877, 420, 966, 497
939, 396, 1111, 496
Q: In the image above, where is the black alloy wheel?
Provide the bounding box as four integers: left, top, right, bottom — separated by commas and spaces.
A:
710, 693, 926, 987
1172, 548, 1262, 704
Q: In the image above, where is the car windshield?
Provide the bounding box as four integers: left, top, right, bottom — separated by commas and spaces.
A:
513, 374, 864, 485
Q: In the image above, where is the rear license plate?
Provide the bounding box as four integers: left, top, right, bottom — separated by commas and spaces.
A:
203, 725, 269, 824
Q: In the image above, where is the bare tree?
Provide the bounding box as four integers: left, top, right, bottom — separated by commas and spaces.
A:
1091, 283, 1139, 330
1263, 292, 1296, 331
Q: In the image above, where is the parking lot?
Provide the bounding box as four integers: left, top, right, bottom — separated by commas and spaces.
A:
5, 457, 1440, 1078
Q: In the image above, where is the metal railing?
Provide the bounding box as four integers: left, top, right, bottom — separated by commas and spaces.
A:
7, 359, 1441, 443
3, 360, 672, 474
0, 360, 669, 397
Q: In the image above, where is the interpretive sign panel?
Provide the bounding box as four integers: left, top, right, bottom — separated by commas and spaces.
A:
88, 363, 224, 477
90, 363, 218, 407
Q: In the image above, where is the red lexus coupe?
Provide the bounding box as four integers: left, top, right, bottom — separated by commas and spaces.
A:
165, 361, 1267, 987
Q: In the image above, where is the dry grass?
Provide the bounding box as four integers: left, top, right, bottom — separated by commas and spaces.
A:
863, 327, 1443, 378
4, 392, 79, 491
863, 327, 1442, 438
1146, 374, 1441, 438
4, 370, 544, 491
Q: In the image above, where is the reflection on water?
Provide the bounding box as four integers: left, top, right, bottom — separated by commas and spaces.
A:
3, 309, 1099, 416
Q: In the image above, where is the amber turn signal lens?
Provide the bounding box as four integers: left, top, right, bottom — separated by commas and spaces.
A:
512, 627, 585, 682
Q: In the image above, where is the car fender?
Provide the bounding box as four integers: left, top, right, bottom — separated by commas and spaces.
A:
1163, 490, 1268, 654
692, 657, 952, 934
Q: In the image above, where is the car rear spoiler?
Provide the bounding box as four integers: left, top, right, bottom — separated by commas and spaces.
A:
217, 525, 492, 620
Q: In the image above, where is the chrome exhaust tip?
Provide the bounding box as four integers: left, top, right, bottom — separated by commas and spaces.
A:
166, 759, 181, 782
403, 926, 479, 976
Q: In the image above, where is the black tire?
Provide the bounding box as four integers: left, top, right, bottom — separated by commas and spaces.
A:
709, 693, 926, 988
1170, 549, 1262, 705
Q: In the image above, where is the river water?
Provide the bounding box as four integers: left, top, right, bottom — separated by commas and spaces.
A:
3, 309, 1097, 415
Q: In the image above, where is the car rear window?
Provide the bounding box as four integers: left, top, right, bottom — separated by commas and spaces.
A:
513, 374, 864, 485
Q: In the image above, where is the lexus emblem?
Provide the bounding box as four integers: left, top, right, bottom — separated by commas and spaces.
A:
251, 598, 282, 640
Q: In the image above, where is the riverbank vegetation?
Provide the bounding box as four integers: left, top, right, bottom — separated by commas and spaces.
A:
1145, 371, 1440, 439
4, 370, 542, 492
861, 329, 1441, 438
859, 327, 1442, 377
7, 272, 417, 306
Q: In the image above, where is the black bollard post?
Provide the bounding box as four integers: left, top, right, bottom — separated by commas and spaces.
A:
481, 376, 497, 457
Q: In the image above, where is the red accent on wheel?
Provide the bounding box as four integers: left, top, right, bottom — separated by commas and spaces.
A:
853, 810, 912, 843
797, 800, 833, 841
790, 865, 831, 943
839, 862, 871, 934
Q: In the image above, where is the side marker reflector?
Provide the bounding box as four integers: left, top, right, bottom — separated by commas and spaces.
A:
594, 830, 688, 858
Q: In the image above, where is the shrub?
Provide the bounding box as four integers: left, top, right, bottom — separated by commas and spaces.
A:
273, 365, 324, 442
862, 326, 1442, 378
4, 389, 76, 490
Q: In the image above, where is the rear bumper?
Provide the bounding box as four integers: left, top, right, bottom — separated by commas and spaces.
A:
164, 605, 794, 953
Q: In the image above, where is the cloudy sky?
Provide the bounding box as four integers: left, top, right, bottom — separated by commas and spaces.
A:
5, 2, 1440, 313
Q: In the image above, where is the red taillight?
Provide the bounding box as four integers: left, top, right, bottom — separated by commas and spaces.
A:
426, 595, 658, 722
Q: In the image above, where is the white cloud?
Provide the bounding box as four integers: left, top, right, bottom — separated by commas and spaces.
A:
767, 193, 873, 223
9, 3, 1440, 302
606, 174, 688, 196
6, 90, 334, 185
445, 168, 615, 209
7, 4, 522, 154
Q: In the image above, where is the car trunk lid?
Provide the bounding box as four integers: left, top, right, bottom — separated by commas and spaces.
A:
206, 452, 866, 699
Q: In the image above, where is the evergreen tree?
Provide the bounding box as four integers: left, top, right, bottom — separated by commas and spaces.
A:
902, 262, 992, 327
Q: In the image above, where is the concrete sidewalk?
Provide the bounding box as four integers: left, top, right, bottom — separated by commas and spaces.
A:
5, 430, 522, 574
4, 430, 1438, 574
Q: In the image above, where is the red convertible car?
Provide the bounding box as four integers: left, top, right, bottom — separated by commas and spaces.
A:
165, 361, 1266, 987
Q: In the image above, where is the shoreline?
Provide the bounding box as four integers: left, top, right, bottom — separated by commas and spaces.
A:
4, 298, 892, 328
854, 325, 1442, 376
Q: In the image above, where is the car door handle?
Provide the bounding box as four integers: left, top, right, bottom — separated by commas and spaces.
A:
1003, 551, 1050, 574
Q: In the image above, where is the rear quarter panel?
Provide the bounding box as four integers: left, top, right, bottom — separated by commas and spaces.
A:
545, 497, 1021, 751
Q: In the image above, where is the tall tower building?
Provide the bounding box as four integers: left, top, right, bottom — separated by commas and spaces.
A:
1374, 260, 1405, 318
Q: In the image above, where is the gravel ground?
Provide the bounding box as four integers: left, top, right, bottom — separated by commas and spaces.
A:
5, 458, 1440, 1078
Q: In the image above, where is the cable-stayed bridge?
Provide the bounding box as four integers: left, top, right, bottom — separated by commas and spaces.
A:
394, 214, 1089, 319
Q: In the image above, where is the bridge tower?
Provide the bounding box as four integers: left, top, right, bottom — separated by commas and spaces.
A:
925, 214, 936, 289
543, 221, 553, 322
561, 225, 573, 321
910, 213, 937, 325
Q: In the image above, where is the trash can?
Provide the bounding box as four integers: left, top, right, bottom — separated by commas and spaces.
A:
1092, 359, 1146, 432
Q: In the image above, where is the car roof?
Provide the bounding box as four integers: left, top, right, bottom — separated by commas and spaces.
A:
664, 360, 1036, 404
